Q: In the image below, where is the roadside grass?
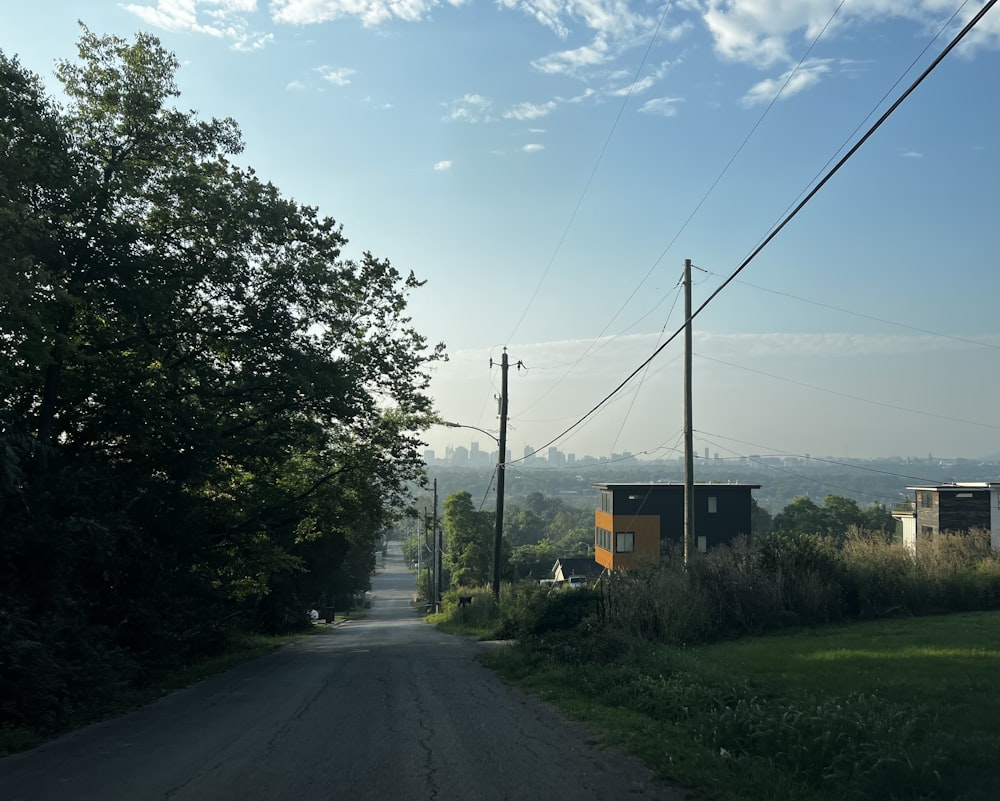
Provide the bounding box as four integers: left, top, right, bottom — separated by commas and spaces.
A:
427, 586, 500, 638
481, 611, 1000, 801
0, 628, 324, 757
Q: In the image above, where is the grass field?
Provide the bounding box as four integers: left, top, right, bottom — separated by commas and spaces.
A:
481, 611, 1000, 801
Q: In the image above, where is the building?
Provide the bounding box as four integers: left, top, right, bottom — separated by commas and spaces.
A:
551, 557, 603, 583
894, 483, 1000, 553
592, 482, 760, 571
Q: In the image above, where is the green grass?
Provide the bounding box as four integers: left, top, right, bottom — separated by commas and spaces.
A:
481, 611, 1000, 801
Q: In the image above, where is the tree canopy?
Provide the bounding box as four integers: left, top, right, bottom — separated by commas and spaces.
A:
772, 494, 895, 540
442, 491, 494, 587
1, 29, 442, 733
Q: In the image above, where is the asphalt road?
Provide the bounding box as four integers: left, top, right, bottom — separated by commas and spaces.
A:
0, 543, 688, 801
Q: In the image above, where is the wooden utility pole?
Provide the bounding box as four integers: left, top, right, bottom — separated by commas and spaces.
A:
491, 349, 510, 597
683, 258, 695, 568
433, 478, 441, 612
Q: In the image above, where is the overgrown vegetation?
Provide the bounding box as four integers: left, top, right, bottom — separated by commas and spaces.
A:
598, 528, 999, 645
483, 612, 999, 801
428, 528, 1000, 799
435, 527, 1000, 644
1, 29, 441, 740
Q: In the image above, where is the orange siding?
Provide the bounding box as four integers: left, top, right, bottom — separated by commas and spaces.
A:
594, 510, 661, 570
611, 514, 661, 570
595, 510, 614, 570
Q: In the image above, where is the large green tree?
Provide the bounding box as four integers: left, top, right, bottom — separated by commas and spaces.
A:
1, 29, 442, 731
442, 491, 493, 587
771, 495, 896, 541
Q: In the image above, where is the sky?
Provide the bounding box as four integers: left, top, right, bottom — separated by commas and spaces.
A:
2, 0, 998, 464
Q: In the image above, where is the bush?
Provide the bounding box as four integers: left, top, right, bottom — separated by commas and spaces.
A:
590, 527, 999, 649
437, 586, 499, 631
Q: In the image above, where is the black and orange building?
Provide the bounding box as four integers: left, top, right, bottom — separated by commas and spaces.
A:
593, 482, 761, 571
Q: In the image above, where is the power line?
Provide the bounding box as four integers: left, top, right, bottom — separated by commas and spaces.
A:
509, 0, 997, 462
506, 0, 843, 407
696, 435, 904, 507
505, 2, 678, 346
743, 0, 977, 264
696, 429, 967, 486
702, 270, 1000, 350
513, 278, 684, 419
694, 352, 999, 431
647, 0, 849, 275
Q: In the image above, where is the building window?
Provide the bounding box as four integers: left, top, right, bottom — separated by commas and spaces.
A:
920, 492, 934, 509
615, 531, 635, 553
600, 491, 612, 513
697, 535, 707, 553
920, 526, 934, 537
595, 526, 612, 551
707, 496, 718, 514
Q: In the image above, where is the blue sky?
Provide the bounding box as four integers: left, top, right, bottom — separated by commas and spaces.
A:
2, 1, 998, 463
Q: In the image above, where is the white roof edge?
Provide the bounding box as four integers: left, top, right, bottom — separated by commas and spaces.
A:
905, 482, 1000, 490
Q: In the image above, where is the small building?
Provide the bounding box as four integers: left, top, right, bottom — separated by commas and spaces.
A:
552, 557, 604, 583
895, 483, 1000, 553
592, 482, 760, 571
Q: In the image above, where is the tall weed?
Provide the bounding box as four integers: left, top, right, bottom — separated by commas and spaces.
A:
577, 528, 999, 648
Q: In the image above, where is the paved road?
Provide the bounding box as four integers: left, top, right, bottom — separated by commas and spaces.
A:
0, 543, 688, 801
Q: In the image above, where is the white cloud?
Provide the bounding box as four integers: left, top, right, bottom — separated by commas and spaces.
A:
433, 160, 453, 171
495, 0, 570, 38
503, 100, 557, 120
523, 143, 545, 152
497, 0, 649, 40
124, 0, 270, 49
741, 60, 831, 106
639, 96, 683, 117
271, 0, 436, 26
560, 88, 597, 104
233, 31, 274, 50
286, 79, 306, 90
702, 1, 1000, 69
315, 65, 356, 86
532, 34, 610, 76
900, 150, 924, 159
446, 94, 493, 123
609, 74, 655, 96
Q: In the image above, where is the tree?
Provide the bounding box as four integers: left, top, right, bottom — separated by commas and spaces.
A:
506, 508, 547, 547
750, 497, 773, 535
772, 497, 827, 538
1, 29, 442, 731
508, 540, 558, 582
860, 502, 896, 538
821, 494, 864, 538
442, 491, 493, 587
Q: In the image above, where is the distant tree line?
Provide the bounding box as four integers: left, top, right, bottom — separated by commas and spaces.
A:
409, 489, 897, 595
1, 29, 441, 737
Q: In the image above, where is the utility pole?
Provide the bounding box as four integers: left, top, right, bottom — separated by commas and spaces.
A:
423, 505, 432, 605
433, 478, 441, 612
683, 258, 695, 568
416, 512, 423, 596
491, 349, 510, 597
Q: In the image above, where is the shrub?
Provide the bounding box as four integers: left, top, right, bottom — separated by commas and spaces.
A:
841, 528, 920, 617
601, 558, 716, 645
438, 586, 499, 630
692, 537, 784, 635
